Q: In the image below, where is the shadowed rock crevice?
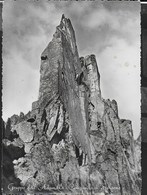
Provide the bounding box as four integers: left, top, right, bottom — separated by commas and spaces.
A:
2, 15, 141, 195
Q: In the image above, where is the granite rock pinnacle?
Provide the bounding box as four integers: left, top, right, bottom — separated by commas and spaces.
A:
2, 15, 141, 195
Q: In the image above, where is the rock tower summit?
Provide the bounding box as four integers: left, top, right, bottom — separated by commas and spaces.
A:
38, 14, 102, 162
2, 15, 141, 195
39, 14, 101, 105
39, 14, 82, 104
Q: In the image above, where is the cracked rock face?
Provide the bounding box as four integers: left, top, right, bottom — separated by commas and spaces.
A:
3, 15, 141, 195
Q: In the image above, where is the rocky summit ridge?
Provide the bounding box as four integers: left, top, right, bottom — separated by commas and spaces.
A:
2, 15, 141, 195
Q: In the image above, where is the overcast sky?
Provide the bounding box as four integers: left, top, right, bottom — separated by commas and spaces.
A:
2, 0, 140, 139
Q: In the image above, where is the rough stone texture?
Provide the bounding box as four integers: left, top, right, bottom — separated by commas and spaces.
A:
4, 112, 31, 139
11, 121, 34, 143
2, 118, 6, 139
2, 139, 25, 193
2, 15, 141, 195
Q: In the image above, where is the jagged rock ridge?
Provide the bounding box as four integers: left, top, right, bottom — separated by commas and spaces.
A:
2, 15, 141, 195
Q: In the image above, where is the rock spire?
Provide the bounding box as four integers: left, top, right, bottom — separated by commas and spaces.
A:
2, 15, 141, 195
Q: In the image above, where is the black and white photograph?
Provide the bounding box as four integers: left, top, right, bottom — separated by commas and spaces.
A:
141, 2, 147, 195
2, 0, 141, 194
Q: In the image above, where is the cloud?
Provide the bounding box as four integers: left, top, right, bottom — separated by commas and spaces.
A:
98, 38, 140, 137
2, 50, 40, 120
2, 0, 140, 138
3, 0, 63, 69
